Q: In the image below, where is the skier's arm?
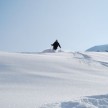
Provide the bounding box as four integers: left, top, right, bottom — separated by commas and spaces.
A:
51, 42, 55, 46
59, 44, 61, 48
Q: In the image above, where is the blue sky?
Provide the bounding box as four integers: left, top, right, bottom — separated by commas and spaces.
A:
0, 0, 108, 52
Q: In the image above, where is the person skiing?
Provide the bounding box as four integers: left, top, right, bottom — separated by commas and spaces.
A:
51, 40, 61, 50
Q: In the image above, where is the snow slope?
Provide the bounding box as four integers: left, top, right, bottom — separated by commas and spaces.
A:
86, 44, 108, 52
0, 51, 108, 108
42, 94, 108, 108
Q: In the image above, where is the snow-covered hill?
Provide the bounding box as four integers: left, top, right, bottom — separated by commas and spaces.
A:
42, 94, 108, 108
0, 51, 108, 108
86, 44, 108, 52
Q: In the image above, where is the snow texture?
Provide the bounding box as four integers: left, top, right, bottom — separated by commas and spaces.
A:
42, 94, 108, 108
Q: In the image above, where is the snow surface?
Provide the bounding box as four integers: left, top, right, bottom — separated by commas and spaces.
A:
0, 51, 108, 108
41, 94, 108, 108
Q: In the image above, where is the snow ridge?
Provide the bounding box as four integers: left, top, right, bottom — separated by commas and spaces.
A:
86, 44, 108, 52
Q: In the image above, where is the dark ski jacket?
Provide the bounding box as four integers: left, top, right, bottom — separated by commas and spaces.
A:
51, 40, 61, 50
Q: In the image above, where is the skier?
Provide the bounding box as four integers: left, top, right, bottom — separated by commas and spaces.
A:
51, 40, 61, 51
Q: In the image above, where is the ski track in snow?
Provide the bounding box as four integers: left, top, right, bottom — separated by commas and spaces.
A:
74, 52, 108, 67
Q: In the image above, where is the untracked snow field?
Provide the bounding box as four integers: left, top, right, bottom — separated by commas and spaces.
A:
0, 51, 108, 108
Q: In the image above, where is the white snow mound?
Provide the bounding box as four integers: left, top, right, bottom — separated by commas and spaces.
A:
41, 49, 64, 53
